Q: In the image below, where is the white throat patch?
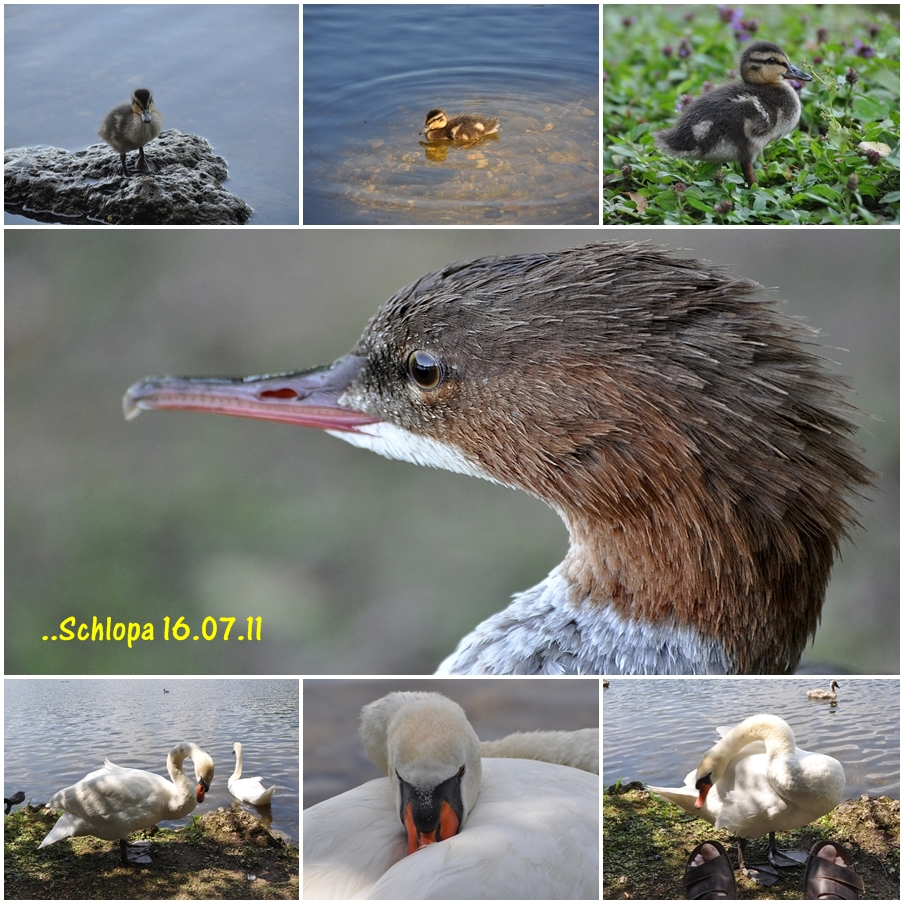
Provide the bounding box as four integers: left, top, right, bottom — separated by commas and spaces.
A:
327, 422, 496, 483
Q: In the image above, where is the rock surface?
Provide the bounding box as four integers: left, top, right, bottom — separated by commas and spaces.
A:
4, 129, 253, 225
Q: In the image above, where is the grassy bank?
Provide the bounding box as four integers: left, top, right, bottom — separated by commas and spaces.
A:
4, 803, 298, 900
604, 784, 899, 899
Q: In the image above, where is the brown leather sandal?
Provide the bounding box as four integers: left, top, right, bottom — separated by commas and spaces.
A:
683, 841, 738, 899
804, 841, 865, 899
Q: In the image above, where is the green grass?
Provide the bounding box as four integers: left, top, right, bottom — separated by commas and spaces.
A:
604, 785, 900, 899
603, 4, 900, 224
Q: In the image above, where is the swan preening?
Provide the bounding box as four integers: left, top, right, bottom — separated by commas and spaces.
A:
228, 742, 275, 806
648, 714, 846, 885
304, 691, 599, 899
38, 741, 215, 865
808, 679, 840, 701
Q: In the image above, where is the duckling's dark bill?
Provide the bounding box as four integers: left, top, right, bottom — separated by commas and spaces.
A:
123, 354, 379, 432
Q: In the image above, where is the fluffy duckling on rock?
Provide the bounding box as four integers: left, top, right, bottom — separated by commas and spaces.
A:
655, 41, 812, 187
421, 108, 499, 144
98, 88, 164, 177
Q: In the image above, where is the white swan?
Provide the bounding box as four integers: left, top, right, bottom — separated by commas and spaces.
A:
228, 742, 275, 806
38, 741, 215, 864
303, 691, 599, 899
807, 679, 840, 701
648, 714, 846, 885
479, 727, 598, 774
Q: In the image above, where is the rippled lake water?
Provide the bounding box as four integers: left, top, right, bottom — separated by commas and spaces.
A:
5, 679, 299, 842
603, 678, 899, 800
303, 4, 599, 224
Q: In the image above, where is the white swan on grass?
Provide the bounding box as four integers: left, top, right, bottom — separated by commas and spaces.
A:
303, 691, 598, 899
38, 741, 215, 865
648, 714, 846, 886
228, 742, 275, 806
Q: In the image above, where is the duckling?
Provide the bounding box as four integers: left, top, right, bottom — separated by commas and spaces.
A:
655, 41, 812, 188
98, 88, 164, 177
421, 108, 499, 144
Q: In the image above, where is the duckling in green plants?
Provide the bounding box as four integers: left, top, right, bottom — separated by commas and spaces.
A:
420, 108, 499, 144
655, 41, 812, 187
98, 88, 164, 177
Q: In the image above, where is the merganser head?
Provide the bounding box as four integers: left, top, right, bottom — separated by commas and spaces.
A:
124, 243, 871, 674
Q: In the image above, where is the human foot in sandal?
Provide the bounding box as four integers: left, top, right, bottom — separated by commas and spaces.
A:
804, 841, 865, 900
684, 841, 738, 899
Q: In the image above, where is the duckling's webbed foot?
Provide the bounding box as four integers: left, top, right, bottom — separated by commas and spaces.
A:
741, 161, 756, 187
136, 147, 156, 173
119, 838, 152, 865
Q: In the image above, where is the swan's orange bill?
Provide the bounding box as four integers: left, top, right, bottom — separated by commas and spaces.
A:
403, 800, 461, 855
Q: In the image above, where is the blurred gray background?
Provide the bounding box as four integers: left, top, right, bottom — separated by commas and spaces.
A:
5, 229, 898, 675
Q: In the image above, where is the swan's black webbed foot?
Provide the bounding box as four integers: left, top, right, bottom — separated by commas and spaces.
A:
120, 838, 152, 865
768, 847, 809, 867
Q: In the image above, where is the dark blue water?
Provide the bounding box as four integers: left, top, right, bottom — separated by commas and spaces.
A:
304, 4, 599, 224
4, 4, 299, 225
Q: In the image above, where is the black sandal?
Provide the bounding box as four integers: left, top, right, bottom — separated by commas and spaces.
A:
683, 841, 738, 899
804, 840, 865, 900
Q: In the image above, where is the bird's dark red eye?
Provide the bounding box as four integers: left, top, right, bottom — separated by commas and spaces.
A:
406, 350, 443, 390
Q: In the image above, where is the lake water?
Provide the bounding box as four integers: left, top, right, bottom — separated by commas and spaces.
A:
303, 4, 599, 224
303, 678, 600, 808
603, 678, 899, 800
5, 678, 299, 843
3, 4, 299, 225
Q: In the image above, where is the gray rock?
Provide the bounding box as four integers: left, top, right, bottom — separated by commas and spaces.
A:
4, 129, 252, 225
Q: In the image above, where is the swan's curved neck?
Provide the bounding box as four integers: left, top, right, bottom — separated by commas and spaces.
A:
700, 716, 797, 783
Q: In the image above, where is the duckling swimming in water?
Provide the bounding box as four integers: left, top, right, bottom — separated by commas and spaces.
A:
98, 88, 164, 177
421, 108, 499, 144
655, 41, 812, 188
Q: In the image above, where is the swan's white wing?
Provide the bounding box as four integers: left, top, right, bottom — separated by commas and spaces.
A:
229, 776, 275, 806
41, 767, 177, 844
366, 760, 598, 900
714, 748, 845, 836
480, 728, 598, 773
304, 760, 598, 900
304, 777, 408, 899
